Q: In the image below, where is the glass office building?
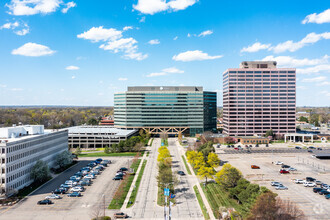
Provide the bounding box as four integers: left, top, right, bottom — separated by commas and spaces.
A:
114, 86, 216, 136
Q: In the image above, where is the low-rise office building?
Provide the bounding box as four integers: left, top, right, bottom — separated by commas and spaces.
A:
114, 86, 217, 136
67, 126, 138, 148
0, 125, 68, 196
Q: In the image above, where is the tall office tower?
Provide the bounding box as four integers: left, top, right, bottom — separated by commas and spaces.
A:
223, 61, 296, 136
114, 86, 217, 136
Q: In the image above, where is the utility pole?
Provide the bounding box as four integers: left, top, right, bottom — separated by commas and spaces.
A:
103, 194, 105, 218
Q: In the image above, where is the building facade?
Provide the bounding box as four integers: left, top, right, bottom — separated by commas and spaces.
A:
0, 125, 68, 196
223, 61, 296, 136
114, 86, 217, 136
67, 126, 137, 148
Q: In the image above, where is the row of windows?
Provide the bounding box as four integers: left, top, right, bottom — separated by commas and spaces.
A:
229, 74, 295, 78
228, 71, 295, 74
229, 82, 296, 85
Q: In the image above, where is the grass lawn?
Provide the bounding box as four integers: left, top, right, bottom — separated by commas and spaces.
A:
127, 159, 147, 208
181, 156, 192, 175
200, 182, 250, 219
193, 185, 210, 220
79, 152, 138, 157
108, 159, 141, 209
270, 140, 285, 143
146, 151, 150, 157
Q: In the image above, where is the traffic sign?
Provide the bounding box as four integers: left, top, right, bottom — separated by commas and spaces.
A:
170, 194, 175, 198
164, 188, 170, 196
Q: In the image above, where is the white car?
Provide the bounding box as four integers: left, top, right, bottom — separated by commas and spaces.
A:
288, 167, 297, 171
271, 181, 282, 186
304, 182, 316, 187
294, 179, 304, 184
70, 186, 84, 192
45, 194, 61, 199
275, 185, 288, 190
65, 180, 77, 187
275, 161, 284, 165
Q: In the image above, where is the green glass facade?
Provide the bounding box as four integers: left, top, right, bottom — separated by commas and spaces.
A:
114, 86, 216, 136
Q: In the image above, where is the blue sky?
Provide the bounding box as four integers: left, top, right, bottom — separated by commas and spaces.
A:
0, 0, 329, 106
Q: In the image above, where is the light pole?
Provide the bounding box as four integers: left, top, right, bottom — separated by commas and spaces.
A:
102, 194, 105, 218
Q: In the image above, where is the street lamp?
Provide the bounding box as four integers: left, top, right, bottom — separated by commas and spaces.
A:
102, 194, 105, 218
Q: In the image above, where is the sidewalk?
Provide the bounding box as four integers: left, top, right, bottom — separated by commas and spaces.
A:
175, 140, 216, 220
122, 150, 148, 209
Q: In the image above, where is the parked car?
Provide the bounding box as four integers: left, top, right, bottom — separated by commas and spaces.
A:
67, 192, 82, 197
325, 194, 330, 199
313, 188, 323, 193
321, 184, 329, 189
281, 165, 290, 169
308, 146, 316, 149
114, 212, 128, 219
275, 161, 283, 165
280, 169, 290, 174
319, 190, 330, 195
275, 185, 288, 190
120, 167, 128, 172
255, 144, 259, 147
177, 171, 185, 176
304, 182, 316, 187
295, 146, 301, 149
113, 176, 123, 180
306, 177, 316, 182
70, 186, 85, 192
37, 199, 53, 205
79, 181, 91, 186
251, 165, 260, 169
317, 147, 322, 150
265, 144, 269, 147
294, 179, 304, 184
53, 188, 66, 194
60, 184, 71, 189
45, 194, 61, 199
65, 180, 77, 187
308, 150, 313, 153
271, 181, 282, 186
288, 167, 297, 171
103, 159, 111, 164
96, 158, 103, 162
315, 180, 323, 185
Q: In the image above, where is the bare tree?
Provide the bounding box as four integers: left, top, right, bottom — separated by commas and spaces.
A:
276, 198, 306, 220
89, 204, 102, 220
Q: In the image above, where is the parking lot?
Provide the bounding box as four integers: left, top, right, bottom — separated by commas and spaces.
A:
219, 152, 330, 219
0, 157, 132, 220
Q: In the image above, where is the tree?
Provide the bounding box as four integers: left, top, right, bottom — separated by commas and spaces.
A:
276, 198, 306, 220
215, 163, 242, 189
197, 165, 215, 184
104, 146, 110, 154
224, 136, 236, 144
55, 150, 73, 169
298, 116, 308, 123
265, 129, 274, 138
248, 192, 278, 220
310, 114, 320, 126
193, 152, 206, 170
31, 160, 51, 183
75, 147, 81, 155
87, 118, 98, 125
207, 152, 220, 168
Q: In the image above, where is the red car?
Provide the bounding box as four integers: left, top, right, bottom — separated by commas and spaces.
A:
279, 169, 290, 174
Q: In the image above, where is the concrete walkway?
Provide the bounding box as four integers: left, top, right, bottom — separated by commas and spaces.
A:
175, 139, 216, 220
122, 150, 148, 208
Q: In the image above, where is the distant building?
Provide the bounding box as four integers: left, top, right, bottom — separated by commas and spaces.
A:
296, 111, 310, 120
223, 61, 296, 136
114, 86, 217, 136
99, 116, 114, 126
67, 126, 137, 148
0, 125, 68, 196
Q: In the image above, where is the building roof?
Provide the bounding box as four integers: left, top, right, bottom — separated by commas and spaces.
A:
127, 86, 203, 92
67, 126, 137, 136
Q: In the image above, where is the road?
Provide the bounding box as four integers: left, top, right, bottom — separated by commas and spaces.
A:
221, 148, 330, 154
167, 138, 203, 219
0, 157, 131, 220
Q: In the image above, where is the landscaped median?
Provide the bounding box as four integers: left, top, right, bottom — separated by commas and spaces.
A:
108, 157, 141, 209
193, 185, 210, 220
127, 159, 147, 208
78, 152, 138, 157
181, 155, 192, 175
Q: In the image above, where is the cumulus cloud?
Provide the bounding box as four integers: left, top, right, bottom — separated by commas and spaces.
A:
139, 16, 146, 23
71, 76, 76, 79
61, 1, 76, 13
146, 67, 184, 77
118, 77, 128, 81
12, 42, 55, 57
319, 81, 330, 86
6, 0, 62, 16
77, 26, 122, 42
198, 30, 213, 37
78, 26, 147, 60
133, 0, 198, 15
123, 26, 133, 31
0, 21, 19, 29
296, 64, 330, 74
302, 76, 326, 82
302, 9, 330, 24
262, 55, 330, 67
173, 36, 178, 40
172, 50, 223, 62
66, 65, 79, 70
1, 21, 29, 36
241, 42, 271, 53
148, 39, 160, 45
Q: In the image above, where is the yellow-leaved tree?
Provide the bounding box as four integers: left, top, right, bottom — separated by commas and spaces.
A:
197, 165, 215, 184
207, 152, 220, 168
215, 163, 242, 189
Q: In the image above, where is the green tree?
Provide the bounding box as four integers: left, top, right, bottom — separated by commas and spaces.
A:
207, 152, 220, 168
75, 147, 81, 155
55, 150, 73, 169
104, 146, 110, 154
87, 118, 98, 125
265, 129, 274, 137
197, 165, 215, 184
31, 160, 51, 183
298, 116, 309, 123
215, 163, 242, 189
310, 114, 320, 126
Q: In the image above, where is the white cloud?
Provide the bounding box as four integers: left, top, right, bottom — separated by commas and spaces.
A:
270, 32, 330, 53
198, 30, 213, 37
123, 26, 133, 31
0, 84, 7, 88
139, 16, 146, 23
71, 76, 76, 79
320, 91, 330, 97
0, 21, 19, 29
319, 81, 330, 86
66, 65, 79, 70
187, 33, 191, 37
302, 9, 330, 24
173, 36, 178, 40
14, 27, 29, 36
118, 77, 128, 81
173, 50, 223, 62
241, 42, 271, 53
146, 67, 184, 77
262, 55, 330, 67
1, 21, 29, 36
148, 39, 160, 45
133, 0, 197, 15
297, 64, 330, 74
77, 26, 123, 42
98, 92, 104, 96
12, 42, 55, 57
11, 88, 23, 91
302, 76, 326, 82
6, 0, 62, 16
61, 1, 76, 14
